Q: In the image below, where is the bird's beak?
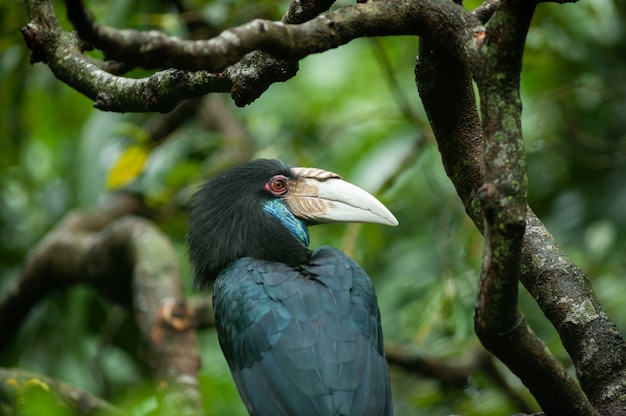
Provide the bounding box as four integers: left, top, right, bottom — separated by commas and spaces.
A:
284, 167, 398, 226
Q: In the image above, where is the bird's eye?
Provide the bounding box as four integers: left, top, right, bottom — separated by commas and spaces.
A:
265, 175, 289, 196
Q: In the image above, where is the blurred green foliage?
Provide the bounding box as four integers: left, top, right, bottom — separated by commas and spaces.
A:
1, 0, 625, 414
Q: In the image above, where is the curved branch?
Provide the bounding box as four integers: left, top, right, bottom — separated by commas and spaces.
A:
473, 0, 622, 413
417, 0, 626, 414
23, 0, 484, 110
522, 212, 626, 414
20, 23, 230, 112
0, 194, 202, 414
22, 24, 230, 112
21, 0, 231, 112
0, 193, 144, 349
415, 0, 599, 414
64, 0, 480, 72
103, 217, 202, 414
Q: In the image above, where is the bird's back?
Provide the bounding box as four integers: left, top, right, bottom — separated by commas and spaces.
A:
213, 246, 393, 416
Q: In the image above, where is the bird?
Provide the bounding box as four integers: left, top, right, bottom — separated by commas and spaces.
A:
187, 159, 397, 415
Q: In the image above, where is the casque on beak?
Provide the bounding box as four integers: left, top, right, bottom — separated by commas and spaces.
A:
283, 167, 398, 227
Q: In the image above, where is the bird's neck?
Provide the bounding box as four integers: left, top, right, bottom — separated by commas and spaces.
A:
262, 199, 310, 247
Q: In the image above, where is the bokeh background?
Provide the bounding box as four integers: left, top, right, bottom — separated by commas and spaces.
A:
1, 0, 625, 414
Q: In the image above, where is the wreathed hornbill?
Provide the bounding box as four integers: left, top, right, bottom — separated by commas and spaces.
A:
187, 159, 397, 415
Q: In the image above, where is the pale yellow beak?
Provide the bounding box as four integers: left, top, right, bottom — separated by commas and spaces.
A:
284, 167, 398, 227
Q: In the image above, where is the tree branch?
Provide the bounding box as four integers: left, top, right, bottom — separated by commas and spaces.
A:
21, 0, 231, 112
387, 345, 539, 414
521, 211, 626, 414
472, 0, 532, 346
112, 217, 202, 415
23, 0, 483, 111
0, 194, 202, 414
0, 368, 125, 416
282, 0, 336, 24
472, 0, 501, 24
415, 0, 600, 413
0, 193, 144, 349
63, 0, 478, 72
385, 345, 490, 387
472, 0, 619, 413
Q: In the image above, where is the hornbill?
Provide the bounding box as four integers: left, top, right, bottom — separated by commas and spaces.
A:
187, 159, 397, 415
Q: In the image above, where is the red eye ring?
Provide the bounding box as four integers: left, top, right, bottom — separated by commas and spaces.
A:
265, 175, 289, 195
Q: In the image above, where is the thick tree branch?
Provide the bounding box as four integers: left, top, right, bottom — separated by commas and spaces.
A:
112, 217, 202, 415
472, 0, 532, 344
417, 0, 626, 413
64, 0, 480, 72
0, 194, 202, 415
21, 0, 231, 112
415, 0, 599, 414
521, 212, 626, 415
472, 0, 613, 414
23, 0, 484, 111
0, 193, 144, 349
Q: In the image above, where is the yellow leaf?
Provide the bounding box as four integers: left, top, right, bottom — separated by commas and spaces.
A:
106, 145, 149, 190
23, 378, 50, 393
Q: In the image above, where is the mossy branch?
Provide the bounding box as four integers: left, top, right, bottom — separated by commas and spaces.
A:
23, 0, 483, 110
0, 193, 202, 415
416, 0, 626, 413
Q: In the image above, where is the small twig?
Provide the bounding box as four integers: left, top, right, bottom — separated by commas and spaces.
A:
482, 357, 539, 414
385, 345, 490, 387
282, 0, 336, 24
472, 0, 501, 24
144, 98, 203, 146
0, 367, 126, 416
368, 38, 422, 123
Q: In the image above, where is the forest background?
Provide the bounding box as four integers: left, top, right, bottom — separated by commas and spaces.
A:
1, 0, 625, 414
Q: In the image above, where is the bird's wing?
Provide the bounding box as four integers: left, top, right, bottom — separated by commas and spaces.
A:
212, 248, 393, 416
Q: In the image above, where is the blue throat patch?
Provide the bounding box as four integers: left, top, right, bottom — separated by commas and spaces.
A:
262, 199, 310, 247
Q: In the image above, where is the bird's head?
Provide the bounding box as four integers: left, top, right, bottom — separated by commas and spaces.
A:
187, 159, 398, 287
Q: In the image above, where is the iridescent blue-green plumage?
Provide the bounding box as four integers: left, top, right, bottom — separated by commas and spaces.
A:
214, 247, 392, 415
188, 159, 393, 415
